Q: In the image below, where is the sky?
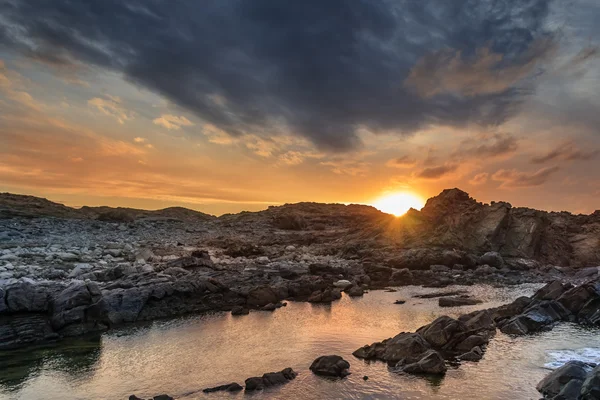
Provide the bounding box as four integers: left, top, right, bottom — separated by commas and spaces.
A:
0, 0, 599, 215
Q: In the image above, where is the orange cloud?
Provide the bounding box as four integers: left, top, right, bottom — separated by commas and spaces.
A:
153, 114, 194, 130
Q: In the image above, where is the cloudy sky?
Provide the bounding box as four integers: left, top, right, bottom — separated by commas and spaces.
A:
1, 0, 599, 215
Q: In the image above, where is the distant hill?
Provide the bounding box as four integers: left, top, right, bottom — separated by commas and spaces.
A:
0, 193, 215, 221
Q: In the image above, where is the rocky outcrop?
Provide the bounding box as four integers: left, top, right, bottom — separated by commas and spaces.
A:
310, 355, 351, 377
202, 382, 243, 393
537, 361, 598, 399
355, 279, 600, 377
244, 368, 297, 391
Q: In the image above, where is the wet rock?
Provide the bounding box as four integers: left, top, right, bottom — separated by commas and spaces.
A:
244, 368, 297, 391
309, 263, 345, 276
414, 290, 468, 299
246, 286, 279, 307
153, 395, 173, 400
346, 285, 364, 297
536, 361, 590, 398
202, 382, 243, 393
439, 296, 483, 307
458, 346, 483, 362
581, 365, 600, 400
394, 300, 406, 305
417, 316, 465, 348
400, 349, 447, 375
231, 306, 249, 316
308, 288, 342, 303
389, 268, 413, 284
310, 355, 351, 377
353, 332, 430, 363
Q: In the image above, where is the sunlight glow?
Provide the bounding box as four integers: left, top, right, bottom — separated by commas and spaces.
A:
371, 192, 425, 216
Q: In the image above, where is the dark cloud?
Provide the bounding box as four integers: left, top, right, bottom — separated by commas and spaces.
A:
492, 166, 559, 188
416, 164, 458, 179
0, 0, 556, 150
531, 142, 599, 163
455, 133, 519, 159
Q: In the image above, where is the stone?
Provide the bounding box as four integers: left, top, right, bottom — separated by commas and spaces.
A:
310, 355, 351, 378
458, 346, 483, 362
333, 279, 352, 289
153, 395, 173, 400
581, 365, 600, 400
231, 306, 249, 316
394, 300, 406, 305
417, 316, 465, 348
247, 286, 279, 307
401, 349, 447, 375
353, 332, 430, 363
202, 383, 243, 393
430, 265, 450, 273
439, 296, 483, 307
347, 285, 364, 297
480, 252, 504, 269
244, 368, 297, 391
536, 361, 589, 398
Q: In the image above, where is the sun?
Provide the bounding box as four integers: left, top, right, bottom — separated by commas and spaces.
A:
371, 192, 425, 216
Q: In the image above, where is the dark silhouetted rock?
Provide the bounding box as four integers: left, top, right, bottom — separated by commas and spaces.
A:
231, 306, 249, 316
439, 296, 483, 307
203, 382, 243, 393
400, 349, 447, 375
536, 361, 590, 398
310, 355, 351, 377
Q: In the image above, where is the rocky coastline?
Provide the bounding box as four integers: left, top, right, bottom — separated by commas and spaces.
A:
1, 189, 599, 399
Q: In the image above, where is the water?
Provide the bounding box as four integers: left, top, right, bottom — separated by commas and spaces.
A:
2, 284, 600, 400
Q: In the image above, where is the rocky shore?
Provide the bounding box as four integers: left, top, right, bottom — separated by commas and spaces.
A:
1, 188, 599, 353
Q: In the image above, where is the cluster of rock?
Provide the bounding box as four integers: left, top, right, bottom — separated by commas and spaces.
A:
1, 189, 599, 351
537, 361, 600, 399
353, 277, 600, 376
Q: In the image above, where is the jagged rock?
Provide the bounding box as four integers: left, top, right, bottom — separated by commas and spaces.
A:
581, 365, 600, 400
246, 286, 279, 307
439, 296, 482, 307
458, 346, 483, 362
310, 355, 351, 377
353, 332, 430, 363
400, 349, 447, 375
202, 383, 243, 393
244, 368, 297, 391
417, 316, 465, 348
536, 361, 590, 398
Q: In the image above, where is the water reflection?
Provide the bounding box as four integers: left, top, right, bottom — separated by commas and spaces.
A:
2, 284, 600, 400
0, 335, 102, 391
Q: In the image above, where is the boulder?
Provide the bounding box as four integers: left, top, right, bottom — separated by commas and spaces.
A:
333, 280, 352, 289
310, 355, 351, 377
202, 383, 243, 393
480, 252, 504, 269
353, 332, 430, 363
458, 346, 483, 362
231, 306, 249, 316
581, 365, 600, 400
346, 286, 364, 297
557, 285, 596, 314
308, 289, 342, 303
536, 361, 589, 398
244, 368, 297, 391
439, 297, 483, 307
417, 316, 465, 348
246, 286, 279, 307
400, 349, 447, 375
390, 268, 413, 284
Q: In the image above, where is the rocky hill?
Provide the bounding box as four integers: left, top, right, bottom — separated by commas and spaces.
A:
0, 193, 215, 221
1, 189, 598, 267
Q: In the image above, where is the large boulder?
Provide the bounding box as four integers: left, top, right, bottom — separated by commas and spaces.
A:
244, 368, 297, 391
246, 286, 279, 307
417, 316, 465, 348
557, 285, 597, 314
310, 355, 351, 378
353, 332, 430, 363
400, 350, 447, 375
439, 297, 482, 307
536, 361, 590, 398
479, 252, 504, 269
581, 365, 600, 400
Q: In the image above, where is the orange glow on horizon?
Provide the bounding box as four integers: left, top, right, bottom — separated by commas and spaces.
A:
371, 192, 425, 216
